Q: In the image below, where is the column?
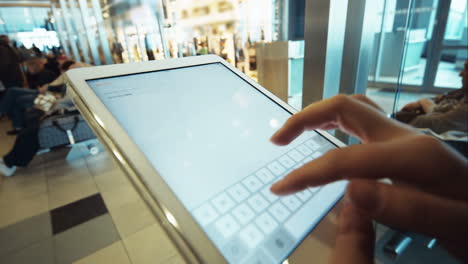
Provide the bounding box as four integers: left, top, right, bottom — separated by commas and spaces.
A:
51, 4, 70, 56
69, 0, 91, 64
91, 0, 113, 64
59, 0, 80, 61
78, 0, 101, 65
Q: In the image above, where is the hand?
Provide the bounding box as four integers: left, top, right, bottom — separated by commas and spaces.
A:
418, 98, 436, 114
269, 94, 468, 263
401, 101, 421, 112
37, 84, 48, 94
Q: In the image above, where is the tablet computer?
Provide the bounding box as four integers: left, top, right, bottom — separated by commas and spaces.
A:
66, 55, 347, 264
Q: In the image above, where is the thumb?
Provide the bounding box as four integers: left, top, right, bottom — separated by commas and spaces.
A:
330, 201, 375, 264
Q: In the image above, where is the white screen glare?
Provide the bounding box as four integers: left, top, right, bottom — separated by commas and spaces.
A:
87, 63, 346, 263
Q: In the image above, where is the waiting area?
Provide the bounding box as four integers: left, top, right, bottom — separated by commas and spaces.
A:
1, 0, 467, 263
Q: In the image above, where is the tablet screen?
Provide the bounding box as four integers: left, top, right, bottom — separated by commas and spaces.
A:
87, 62, 346, 263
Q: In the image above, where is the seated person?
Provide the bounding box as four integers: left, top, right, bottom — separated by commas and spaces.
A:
0, 71, 58, 134
24, 57, 58, 90
395, 60, 468, 134
0, 84, 65, 177
0, 62, 89, 177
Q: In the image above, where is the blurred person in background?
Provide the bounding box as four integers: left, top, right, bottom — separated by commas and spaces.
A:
395, 60, 468, 134
0, 83, 66, 177
0, 61, 89, 177
24, 57, 58, 90
31, 43, 43, 57
0, 71, 57, 135
0, 35, 25, 95
44, 52, 61, 76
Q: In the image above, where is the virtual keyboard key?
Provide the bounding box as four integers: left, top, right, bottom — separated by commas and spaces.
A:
281, 195, 302, 211
215, 214, 240, 239
297, 145, 312, 156
248, 194, 269, 213
309, 186, 321, 194
296, 189, 312, 202
228, 183, 250, 203
192, 203, 219, 226
267, 161, 286, 176
261, 186, 279, 203
288, 149, 304, 162
232, 203, 255, 225
239, 224, 264, 249
222, 237, 247, 264
264, 227, 295, 260
312, 151, 323, 159
243, 175, 263, 193
256, 168, 275, 184
278, 155, 295, 169
303, 156, 314, 163
305, 139, 320, 151
269, 202, 291, 222
255, 212, 278, 235
212, 193, 236, 214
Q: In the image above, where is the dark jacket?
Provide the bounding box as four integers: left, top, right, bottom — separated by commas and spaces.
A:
0, 43, 24, 88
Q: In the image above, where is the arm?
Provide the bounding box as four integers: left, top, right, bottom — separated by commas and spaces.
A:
418, 98, 437, 113
270, 95, 468, 263
410, 104, 468, 134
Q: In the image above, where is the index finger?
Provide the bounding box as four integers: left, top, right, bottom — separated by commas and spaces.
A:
270, 95, 412, 145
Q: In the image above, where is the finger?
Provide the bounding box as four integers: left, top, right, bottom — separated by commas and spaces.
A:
270, 135, 468, 200
270, 95, 412, 145
330, 202, 374, 264
347, 180, 468, 243
350, 94, 385, 113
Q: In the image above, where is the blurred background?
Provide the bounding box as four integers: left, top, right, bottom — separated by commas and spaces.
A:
0, 0, 466, 111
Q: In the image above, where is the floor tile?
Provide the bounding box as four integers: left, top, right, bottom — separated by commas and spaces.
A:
109, 197, 156, 238
0, 212, 52, 257
100, 183, 140, 210
54, 213, 120, 264
46, 158, 91, 186
51, 193, 108, 235
85, 151, 118, 176
0, 193, 49, 229
47, 171, 98, 210
0, 238, 54, 264
0, 172, 47, 200
72, 240, 131, 264
123, 223, 178, 264
93, 169, 130, 193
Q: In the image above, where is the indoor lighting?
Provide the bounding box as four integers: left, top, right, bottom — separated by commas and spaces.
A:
164, 209, 179, 228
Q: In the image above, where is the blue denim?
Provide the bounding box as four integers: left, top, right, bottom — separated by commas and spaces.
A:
0, 87, 37, 128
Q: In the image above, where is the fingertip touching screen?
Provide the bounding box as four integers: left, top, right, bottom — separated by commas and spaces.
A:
87, 62, 346, 264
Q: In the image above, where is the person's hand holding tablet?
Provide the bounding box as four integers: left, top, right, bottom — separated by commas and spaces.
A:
270, 94, 468, 263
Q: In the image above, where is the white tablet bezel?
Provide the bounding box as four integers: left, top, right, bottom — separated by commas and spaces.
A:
66, 55, 346, 264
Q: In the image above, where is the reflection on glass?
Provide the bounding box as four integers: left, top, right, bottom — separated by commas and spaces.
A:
436, 0, 467, 89
435, 58, 464, 89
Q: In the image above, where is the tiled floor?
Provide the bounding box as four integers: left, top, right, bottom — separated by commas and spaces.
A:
0, 119, 185, 264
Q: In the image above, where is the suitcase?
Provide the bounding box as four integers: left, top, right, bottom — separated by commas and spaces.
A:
38, 114, 96, 149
